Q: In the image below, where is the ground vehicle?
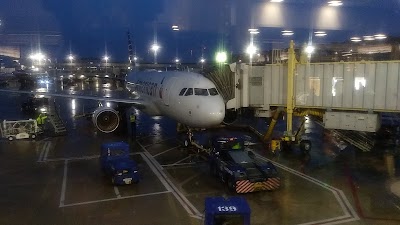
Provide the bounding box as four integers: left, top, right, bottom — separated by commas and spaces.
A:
0, 119, 38, 141
204, 196, 251, 225
100, 142, 139, 185
209, 136, 280, 193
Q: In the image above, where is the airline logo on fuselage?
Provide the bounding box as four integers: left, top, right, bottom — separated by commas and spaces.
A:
135, 80, 159, 97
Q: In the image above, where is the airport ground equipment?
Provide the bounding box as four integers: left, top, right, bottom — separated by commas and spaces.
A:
203, 196, 251, 225
209, 136, 280, 193
100, 142, 139, 185
0, 119, 38, 141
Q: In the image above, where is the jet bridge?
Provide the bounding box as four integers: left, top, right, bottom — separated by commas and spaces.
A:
225, 46, 400, 133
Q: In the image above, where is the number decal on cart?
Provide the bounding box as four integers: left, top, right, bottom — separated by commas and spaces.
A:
217, 206, 237, 212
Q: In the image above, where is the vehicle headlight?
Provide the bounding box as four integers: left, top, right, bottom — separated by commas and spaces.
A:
263, 167, 277, 175
234, 171, 247, 179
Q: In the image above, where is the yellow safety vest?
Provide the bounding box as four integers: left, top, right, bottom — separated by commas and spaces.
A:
130, 115, 136, 123
232, 143, 241, 149
36, 114, 47, 125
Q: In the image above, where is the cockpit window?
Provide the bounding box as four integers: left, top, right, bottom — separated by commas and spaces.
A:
184, 88, 193, 96
179, 88, 187, 96
209, 88, 219, 96
194, 88, 209, 96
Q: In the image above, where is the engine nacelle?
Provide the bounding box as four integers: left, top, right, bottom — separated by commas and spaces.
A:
92, 107, 120, 133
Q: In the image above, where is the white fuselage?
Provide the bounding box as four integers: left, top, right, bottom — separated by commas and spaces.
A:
125, 70, 225, 128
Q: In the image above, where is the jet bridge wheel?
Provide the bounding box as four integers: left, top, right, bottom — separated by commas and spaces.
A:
300, 140, 312, 152
227, 178, 236, 192
184, 138, 191, 147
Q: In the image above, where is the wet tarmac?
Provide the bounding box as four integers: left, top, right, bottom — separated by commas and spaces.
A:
0, 78, 400, 224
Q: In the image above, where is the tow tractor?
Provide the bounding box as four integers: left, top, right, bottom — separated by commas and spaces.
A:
100, 142, 140, 185
208, 136, 280, 193
203, 196, 251, 225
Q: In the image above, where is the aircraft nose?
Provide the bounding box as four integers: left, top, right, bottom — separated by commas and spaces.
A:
203, 97, 225, 126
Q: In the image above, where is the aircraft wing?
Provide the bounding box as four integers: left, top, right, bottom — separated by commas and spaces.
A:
0, 88, 146, 106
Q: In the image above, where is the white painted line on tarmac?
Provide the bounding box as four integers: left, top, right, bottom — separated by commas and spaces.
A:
331, 190, 351, 217
153, 146, 179, 157
37, 142, 48, 162
144, 137, 176, 148
298, 215, 349, 225
171, 155, 191, 165
60, 190, 171, 208
321, 218, 360, 225
114, 186, 121, 198
394, 203, 400, 211
59, 160, 68, 207
255, 153, 360, 225
45, 152, 141, 162
43, 142, 51, 162
137, 142, 202, 218
46, 155, 100, 162
161, 162, 196, 168
179, 173, 201, 187
139, 152, 172, 192
136, 134, 158, 140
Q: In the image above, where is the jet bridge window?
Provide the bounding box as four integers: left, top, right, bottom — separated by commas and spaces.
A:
184, 88, 193, 96
208, 88, 219, 96
179, 88, 187, 96
194, 88, 209, 96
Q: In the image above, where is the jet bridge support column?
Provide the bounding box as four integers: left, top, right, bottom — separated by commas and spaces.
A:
285, 40, 296, 140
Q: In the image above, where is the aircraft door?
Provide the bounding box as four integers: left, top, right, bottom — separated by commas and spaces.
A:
162, 77, 178, 106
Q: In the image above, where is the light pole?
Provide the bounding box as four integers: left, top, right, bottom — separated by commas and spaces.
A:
215, 51, 227, 64
172, 25, 180, 64
247, 28, 259, 61
68, 54, 74, 64
200, 57, 206, 70
103, 55, 109, 74
151, 43, 160, 64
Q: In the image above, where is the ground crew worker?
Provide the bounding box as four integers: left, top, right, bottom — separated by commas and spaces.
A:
130, 113, 136, 140
36, 113, 48, 132
232, 142, 241, 150
36, 113, 47, 126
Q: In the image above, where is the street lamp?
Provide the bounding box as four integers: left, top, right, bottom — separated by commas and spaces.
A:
67, 54, 74, 64
29, 52, 46, 67
151, 43, 160, 64
246, 44, 257, 59
305, 44, 315, 58
199, 57, 206, 69
216, 51, 227, 64
103, 55, 110, 74
248, 28, 259, 63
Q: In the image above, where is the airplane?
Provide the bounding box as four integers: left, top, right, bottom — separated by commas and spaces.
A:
0, 69, 226, 140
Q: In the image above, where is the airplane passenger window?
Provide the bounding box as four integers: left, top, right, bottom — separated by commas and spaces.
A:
184, 88, 193, 96
194, 88, 209, 96
209, 88, 219, 96
179, 88, 187, 96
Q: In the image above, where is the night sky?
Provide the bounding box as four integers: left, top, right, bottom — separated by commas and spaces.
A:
1, 0, 400, 62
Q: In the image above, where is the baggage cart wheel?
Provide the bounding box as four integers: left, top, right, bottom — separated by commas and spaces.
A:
8, 136, 14, 141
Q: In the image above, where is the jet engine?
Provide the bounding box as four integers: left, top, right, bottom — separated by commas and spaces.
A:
92, 107, 120, 133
